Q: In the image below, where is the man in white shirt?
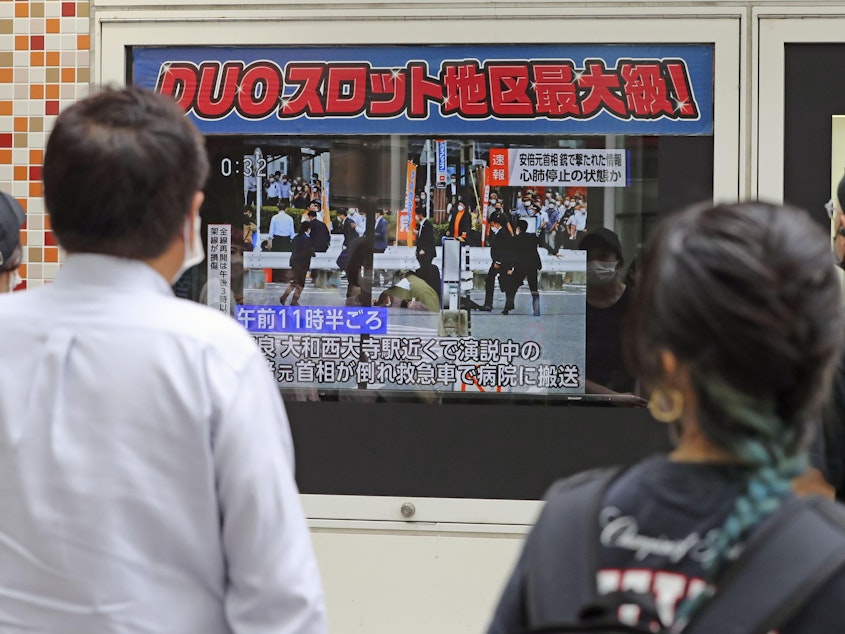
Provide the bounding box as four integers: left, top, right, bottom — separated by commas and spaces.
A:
279, 173, 292, 208
266, 173, 282, 207
269, 207, 295, 252
245, 174, 258, 207
0, 86, 327, 634
0, 190, 24, 293
350, 207, 366, 237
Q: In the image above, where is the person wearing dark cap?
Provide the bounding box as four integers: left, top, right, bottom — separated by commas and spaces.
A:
0, 191, 24, 293
580, 227, 641, 399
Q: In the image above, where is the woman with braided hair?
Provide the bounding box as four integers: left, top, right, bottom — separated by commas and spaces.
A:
487, 201, 845, 633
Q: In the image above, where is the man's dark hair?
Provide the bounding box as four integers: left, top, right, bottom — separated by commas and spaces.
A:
307, 210, 317, 218
43, 85, 209, 259
516, 219, 528, 233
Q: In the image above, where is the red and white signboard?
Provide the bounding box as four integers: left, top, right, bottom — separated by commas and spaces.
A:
488, 148, 627, 188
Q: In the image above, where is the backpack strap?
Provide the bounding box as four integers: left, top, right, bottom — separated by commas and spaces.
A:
525, 466, 623, 626
683, 496, 845, 634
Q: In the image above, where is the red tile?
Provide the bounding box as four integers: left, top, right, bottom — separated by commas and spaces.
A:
0, 134, 11, 148
61, 2, 75, 16
29, 165, 41, 180
45, 101, 59, 115
45, 231, 58, 247
30, 35, 44, 50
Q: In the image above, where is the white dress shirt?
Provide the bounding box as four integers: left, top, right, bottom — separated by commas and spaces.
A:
0, 254, 327, 634
266, 180, 282, 199
269, 211, 295, 238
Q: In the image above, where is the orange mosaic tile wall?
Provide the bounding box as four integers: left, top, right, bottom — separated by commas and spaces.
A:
1, 0, 90, 289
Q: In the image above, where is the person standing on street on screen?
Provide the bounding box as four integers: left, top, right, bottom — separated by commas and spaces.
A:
308, 203, 331, 254
502, 218, 542, 316
0, 190, 25, 293
480, 211, 512, 312
0, 85, 327, 634
415, 205, 437, 268
281, 221, 315, 306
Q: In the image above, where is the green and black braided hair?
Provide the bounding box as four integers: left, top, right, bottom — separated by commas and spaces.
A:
624, 201, 845, 629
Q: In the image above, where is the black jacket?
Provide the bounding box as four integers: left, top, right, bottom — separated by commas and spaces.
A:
415, 218, 437, 259
309, 218, 331, 252
488, 228, 513, 267
342, 216, 358, 248
290, 232, 315, 271
511, 232, 542, 272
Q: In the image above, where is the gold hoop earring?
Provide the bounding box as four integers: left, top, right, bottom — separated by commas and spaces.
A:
648, 387, 684, 423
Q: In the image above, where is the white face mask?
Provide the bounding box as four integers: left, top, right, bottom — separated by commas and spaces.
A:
171, 215, 205, 284
586, 260, 619, 285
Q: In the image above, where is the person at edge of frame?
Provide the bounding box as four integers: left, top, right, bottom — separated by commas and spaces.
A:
0, 190, 25, 293
0, 85, 327, 633
814, 172, 845, 500
487, 200, 845, 634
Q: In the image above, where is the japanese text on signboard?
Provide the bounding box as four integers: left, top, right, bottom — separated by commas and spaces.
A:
489, 149, 627, 187
207, 224, 231, 314
252, 333, 582, 391
156, 59, 699, 123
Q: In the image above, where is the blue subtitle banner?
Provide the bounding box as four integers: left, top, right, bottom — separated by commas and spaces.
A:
236, 305, 388, 335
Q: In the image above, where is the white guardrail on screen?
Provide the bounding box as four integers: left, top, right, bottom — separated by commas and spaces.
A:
244, 244, 586, 273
